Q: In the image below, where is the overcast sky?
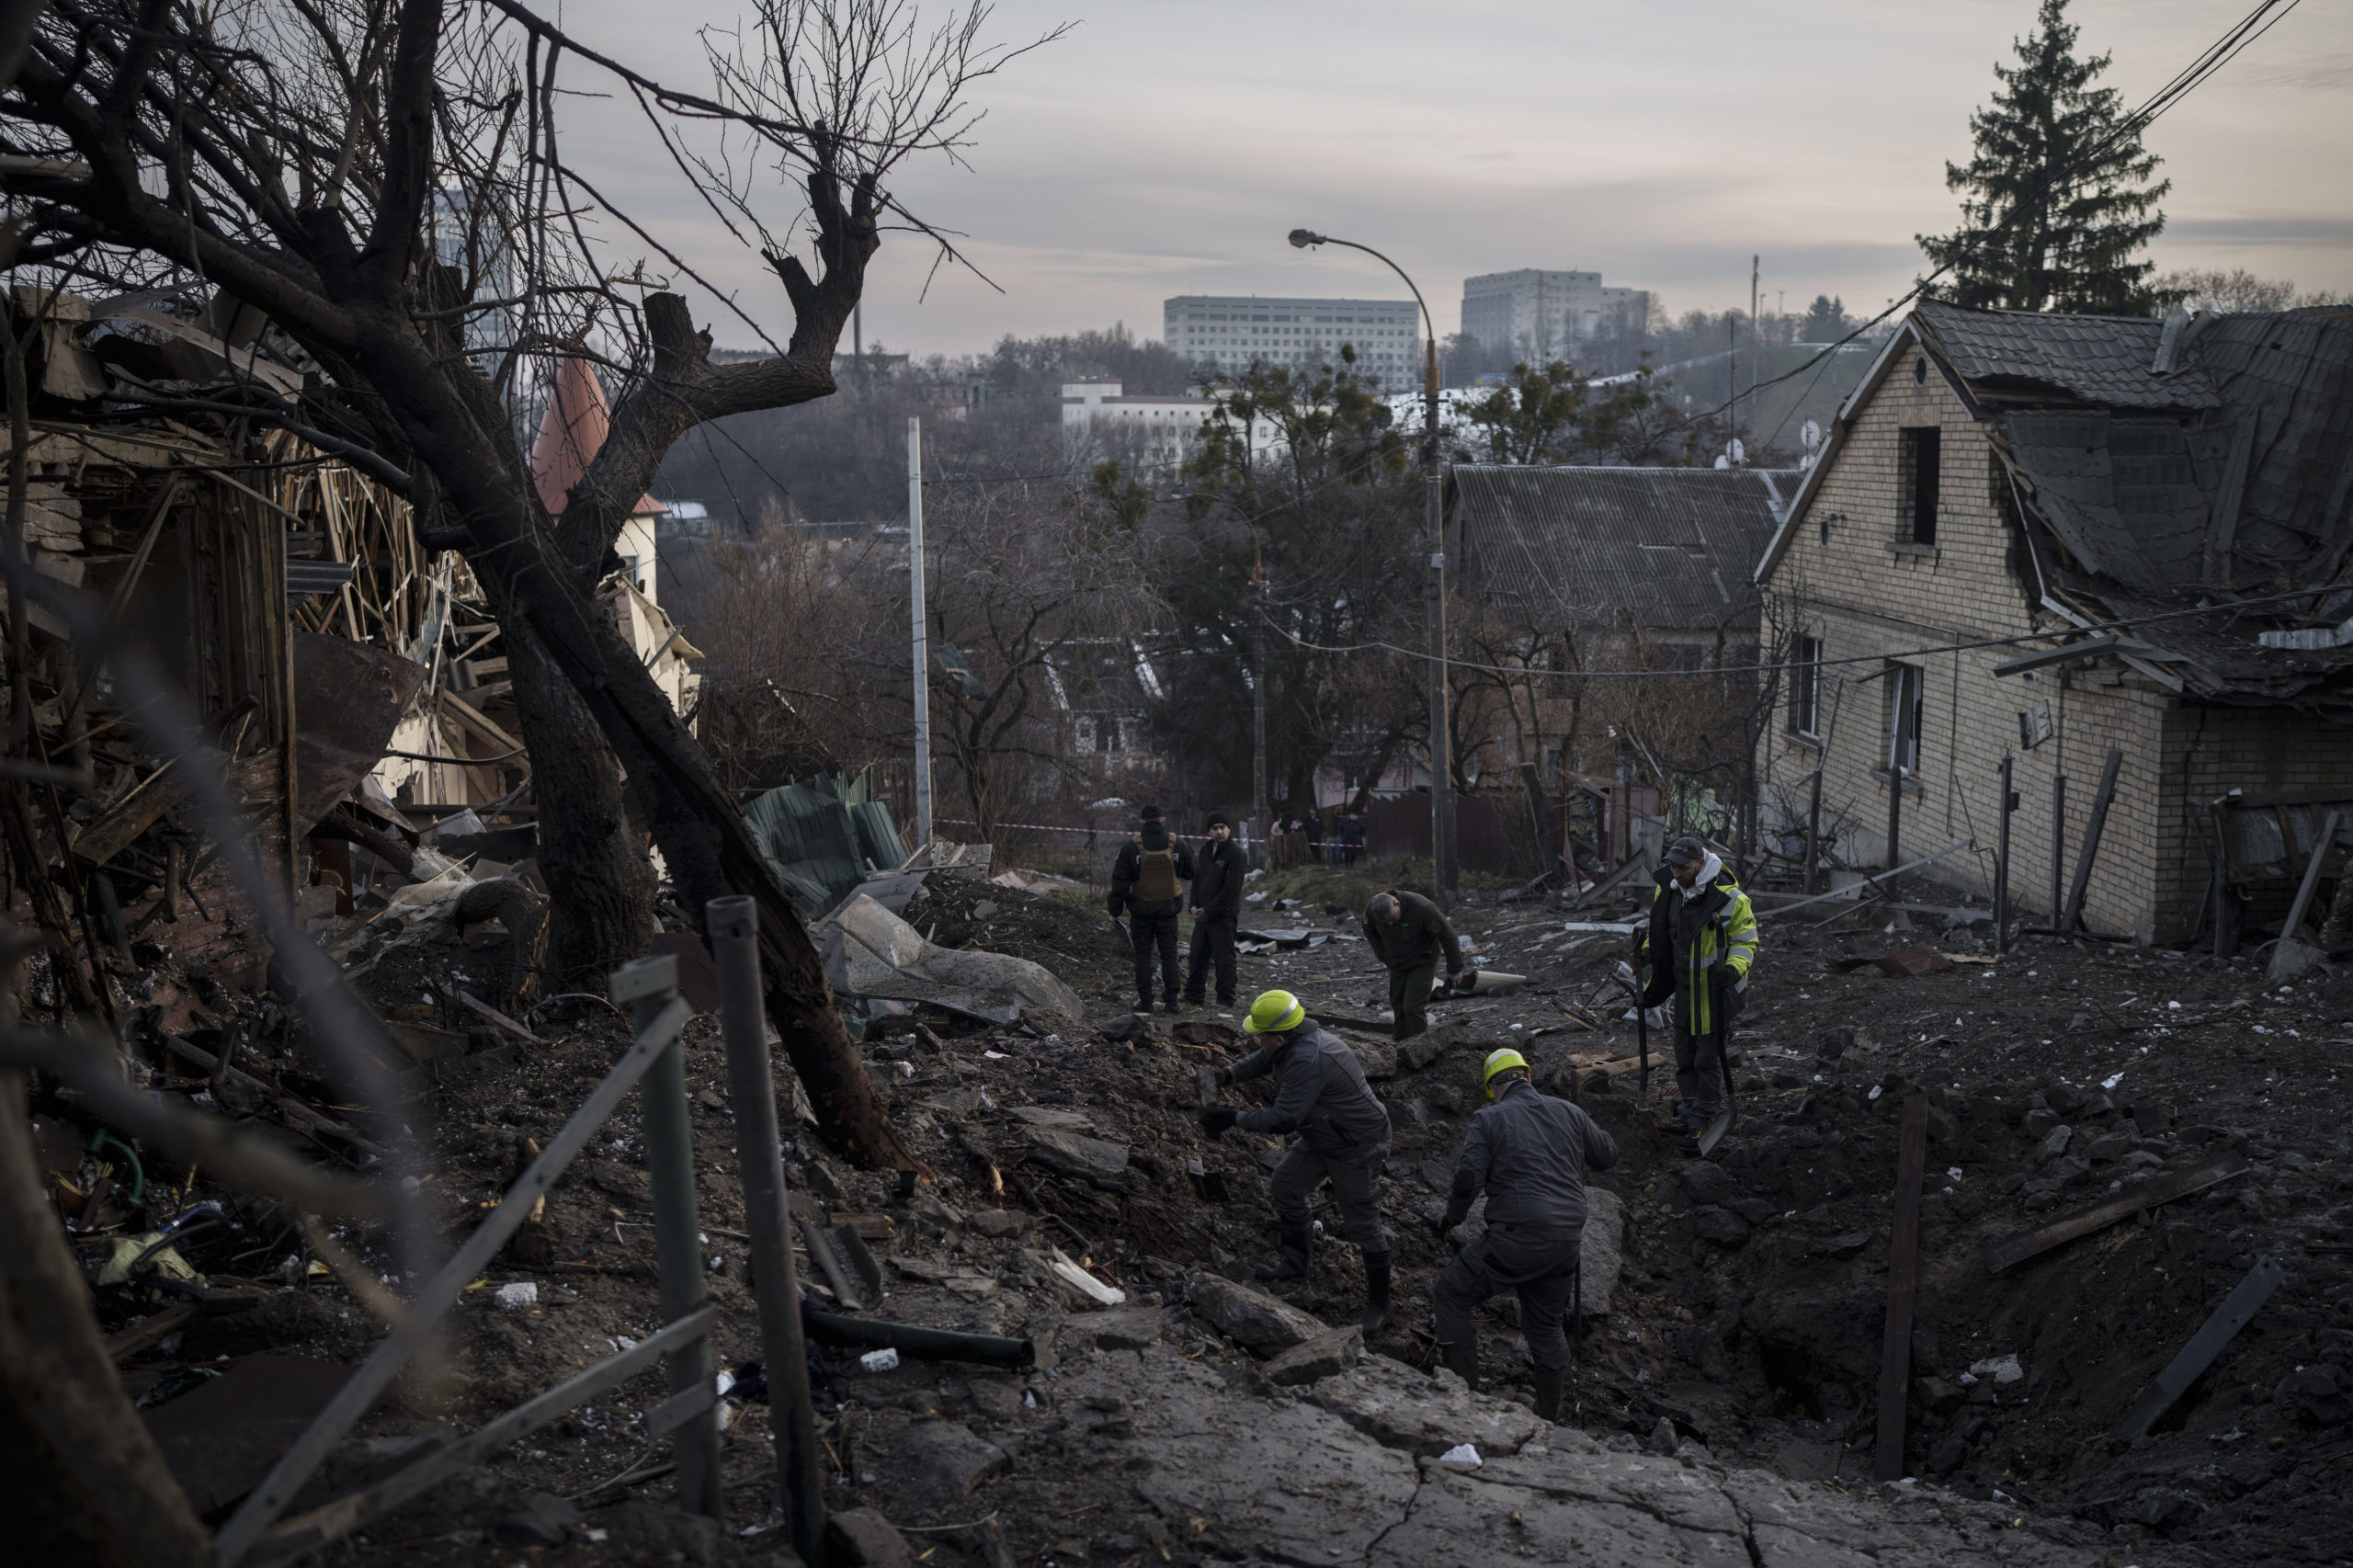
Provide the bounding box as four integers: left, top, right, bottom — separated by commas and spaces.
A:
554, 0, 2353, 356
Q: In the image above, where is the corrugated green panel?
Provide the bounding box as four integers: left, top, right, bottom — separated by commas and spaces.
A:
850, 800, 907, 870
743, 771, 866, 917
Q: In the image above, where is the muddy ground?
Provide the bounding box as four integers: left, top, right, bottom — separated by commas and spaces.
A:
69, 857, 2353, 1567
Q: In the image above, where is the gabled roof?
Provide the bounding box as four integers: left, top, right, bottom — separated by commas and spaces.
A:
1756, 299, 2353, 709
1453, 465, 1796, 632
1913, 299, 2220, 411
529, 357, 665, 518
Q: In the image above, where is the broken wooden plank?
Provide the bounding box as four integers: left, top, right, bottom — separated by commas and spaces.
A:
70, 756, 184, 865
2110, 1255, 2285, 1442
455, 989, 540, 1044
1983, 1151, 2249, 1274
104, 1302, 196, 1362
2061, 748, 2124, 934
1873, 1094, 1929, 1483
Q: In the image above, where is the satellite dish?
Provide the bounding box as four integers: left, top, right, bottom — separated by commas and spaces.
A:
1801, 419, 1822, 449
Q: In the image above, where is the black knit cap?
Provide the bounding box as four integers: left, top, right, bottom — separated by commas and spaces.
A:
1139, 803, 1164, 821
1204, 810, 1231, 828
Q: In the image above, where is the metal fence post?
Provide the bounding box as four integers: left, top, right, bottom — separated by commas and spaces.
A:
1995, 755, 2015, 955
708, 896, 828, 1565
612, 953, 722, 1522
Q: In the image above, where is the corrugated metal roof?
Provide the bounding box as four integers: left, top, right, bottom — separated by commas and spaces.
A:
1915, 299, 2221, 411
1453, 466, 1794, 631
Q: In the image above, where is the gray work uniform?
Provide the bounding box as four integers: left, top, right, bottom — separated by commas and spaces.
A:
1435, 1080, 1618, 1370
1230, 1022, 1392, 1251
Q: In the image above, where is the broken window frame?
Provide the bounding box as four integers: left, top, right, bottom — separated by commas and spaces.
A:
1898, 425, 1941, 546
1883, 662, 1925, 778
1789, 633, 1823, 738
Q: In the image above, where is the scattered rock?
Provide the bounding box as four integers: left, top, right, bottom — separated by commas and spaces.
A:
969, 1209, 1030, 1238
1813, 1231, 1871, 1259
2085, 1133, 2131, 1163
1263, 1324, 1364, 1386
1678, 1162, 1738, 1206
872, 1420, 1011, 1516
826, 1506, 915, 1567
1074, 1305, 1163, 1352
1689, 1205, 1750, 1248
2024, 1108, 2059, 1138
1400, 1020, 1469, 1073
1580, 1188, 1626, 1315
1646, 1415, 1678, 1456
492, 1492, 580, 1546
1188, 1273, 1329, 1355
1817, 1027, 1854, 1062
1021, 1126, 1130, 1185
1302, 1355, 1547, 1457
2276, 1366, 2349, 1427
2034, 1124, 2074, 1164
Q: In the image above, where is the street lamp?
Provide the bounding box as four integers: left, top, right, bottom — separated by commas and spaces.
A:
1287, 228, 1455, 901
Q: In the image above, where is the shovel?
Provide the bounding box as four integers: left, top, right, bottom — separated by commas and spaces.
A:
1698, 1023, 1738, 1156
1614, 959, 1651, 1110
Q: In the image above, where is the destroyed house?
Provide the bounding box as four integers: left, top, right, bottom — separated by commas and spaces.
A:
1753, 299, 2353, 943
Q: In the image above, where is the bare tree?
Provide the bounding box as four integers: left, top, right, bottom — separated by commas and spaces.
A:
0, 0, 1056, 1165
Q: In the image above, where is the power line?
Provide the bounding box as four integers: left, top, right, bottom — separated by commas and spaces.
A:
1648, 0, 2302, 449
1256, 585, 2345, 683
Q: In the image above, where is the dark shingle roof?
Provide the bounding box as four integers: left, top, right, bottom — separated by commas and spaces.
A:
1452, 466, 1794, 631
1915, 299, 2220, 411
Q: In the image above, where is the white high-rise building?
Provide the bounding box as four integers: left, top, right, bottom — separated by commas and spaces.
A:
1461, 270, 1649, 359
1164, 296, 1423, 381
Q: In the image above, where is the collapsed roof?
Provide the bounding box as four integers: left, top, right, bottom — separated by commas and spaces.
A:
1764, 299, 2353, 712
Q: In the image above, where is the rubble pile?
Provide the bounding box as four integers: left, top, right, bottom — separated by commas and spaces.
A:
29, 818, 2353, 1568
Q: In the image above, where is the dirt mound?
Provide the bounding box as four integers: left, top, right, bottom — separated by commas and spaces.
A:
901, 875, 1134, 994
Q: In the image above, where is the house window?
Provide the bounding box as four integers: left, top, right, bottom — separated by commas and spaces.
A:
1073, 716, 1097, 754
1898, 426, 1940, 545
1884, 663, 1924, 777
1790, 635, 1823, 737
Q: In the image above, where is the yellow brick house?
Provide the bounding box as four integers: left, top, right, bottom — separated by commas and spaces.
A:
1753, 301, 2353, 944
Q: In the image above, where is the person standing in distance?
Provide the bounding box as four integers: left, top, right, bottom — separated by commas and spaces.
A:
1200, 989, 1396, 1331
1363, 889, 1464, 1040
1183, 812, 1247, 1010
1432, 1048, 1618, 1421
1108, 803, 1196, 1015
1634, 835, 1758, 1136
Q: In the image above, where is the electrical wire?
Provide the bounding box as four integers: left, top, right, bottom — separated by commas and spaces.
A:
1665, 0, 2304, 449
1256, 585, 2346, 683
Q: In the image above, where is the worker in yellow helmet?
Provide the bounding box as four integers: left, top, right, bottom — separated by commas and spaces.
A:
1430, 1047, 1618, 1422
1199, 989, 1395, 1331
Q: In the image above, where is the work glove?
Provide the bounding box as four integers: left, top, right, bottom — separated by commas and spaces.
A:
1215, 1065, 1235, 1088
1199, 1108, 1238, 1136
1429, 1213, 1454, 1241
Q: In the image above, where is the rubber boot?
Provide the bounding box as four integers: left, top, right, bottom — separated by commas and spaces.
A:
1439, 1335, 1479, 1390
1358, 1251, 1392, 1334
1532, 1366, 1565, 1423
1255, 1218, 1312, 1282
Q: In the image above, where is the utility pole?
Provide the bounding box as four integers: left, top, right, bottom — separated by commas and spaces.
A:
1749, 254, 1760, 430
1287, 228, 1453, 900
906, 418, 933, 850
1252, 563, 1267, 857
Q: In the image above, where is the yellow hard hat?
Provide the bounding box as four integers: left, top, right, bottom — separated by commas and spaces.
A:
1482, 1047, 1530, 1092
1243, 990, 1307, 1034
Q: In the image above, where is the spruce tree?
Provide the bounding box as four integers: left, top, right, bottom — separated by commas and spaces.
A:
1917, 0, 2168, 315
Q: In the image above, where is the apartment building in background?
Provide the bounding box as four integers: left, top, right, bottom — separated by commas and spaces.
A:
1461, 269, 1650, 359
1164, 295, 1424, 381
1061, 381, 1286, 473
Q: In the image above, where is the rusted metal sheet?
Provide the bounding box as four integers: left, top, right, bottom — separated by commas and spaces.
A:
2111, 1255, 2284, 1441
290, 632, 427, 832
1983, 1151, 2249, 1274
1873, 1094, 1929, 1483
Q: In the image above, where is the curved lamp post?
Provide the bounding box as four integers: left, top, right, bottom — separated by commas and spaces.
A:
1287, 229, 1455, 899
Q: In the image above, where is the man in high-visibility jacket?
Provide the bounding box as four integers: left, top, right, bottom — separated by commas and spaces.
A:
1634, 835, 1759, 1134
